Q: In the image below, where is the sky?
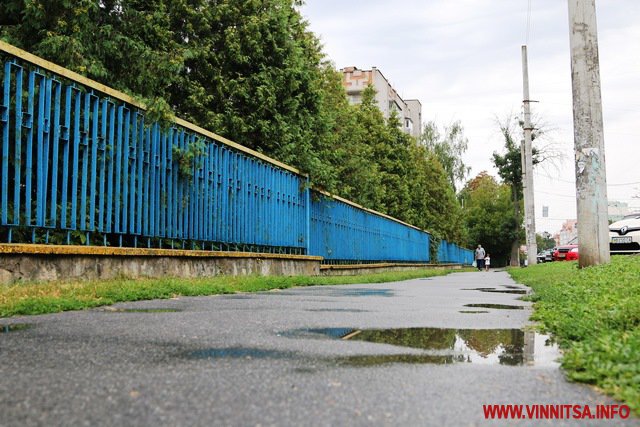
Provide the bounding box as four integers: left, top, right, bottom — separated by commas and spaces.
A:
300, 0, 640, 234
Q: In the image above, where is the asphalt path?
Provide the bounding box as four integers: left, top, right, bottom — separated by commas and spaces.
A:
1, 270, 637, 426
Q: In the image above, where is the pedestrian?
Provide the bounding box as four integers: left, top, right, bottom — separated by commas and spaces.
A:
484, 253, 491, 271
475, 245, 486, 271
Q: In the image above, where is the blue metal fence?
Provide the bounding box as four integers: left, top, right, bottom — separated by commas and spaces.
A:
0, 51, 307, 252
438, 240, 474, 265
310, 193, 430, 263
0, 42, 472, 264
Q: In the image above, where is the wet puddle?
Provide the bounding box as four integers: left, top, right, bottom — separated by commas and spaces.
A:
290, 327, 355, 339
464, 303, 526, 310
268, 288, 394, 298
459, 310, 489, 314
462, 288, 527, 295
97, 307, 181, 313
0, 323, 33, 333
288, 327, 559, 366
337, 289, 393, 297
187, 347, 293, 360
337, 354, 455, 366
306, 309, 370, 313
481, 289, 527, 295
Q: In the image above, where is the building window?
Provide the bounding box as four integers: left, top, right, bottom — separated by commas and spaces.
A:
388, 100, 402, 114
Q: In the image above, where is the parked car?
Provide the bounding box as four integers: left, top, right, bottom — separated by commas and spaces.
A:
553, 245, 579, 261
546, 249, 554, 262
609, 213, 640, 254
536, 249, 553, 263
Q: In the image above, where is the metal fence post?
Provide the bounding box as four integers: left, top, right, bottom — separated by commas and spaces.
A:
304, 176, 311, 256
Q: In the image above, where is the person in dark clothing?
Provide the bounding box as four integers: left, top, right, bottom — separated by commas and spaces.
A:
475, 245, 486, 271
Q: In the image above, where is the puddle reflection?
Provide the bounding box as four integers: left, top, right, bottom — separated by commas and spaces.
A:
480, 289, 527, 295
464, 303, 526, 310
337, 289, 393, 297
97, 307, 181, 313
188, 347, 293, 360
291, 327, 559, 367
0, 323, 32, 333
461, 288, 527, 294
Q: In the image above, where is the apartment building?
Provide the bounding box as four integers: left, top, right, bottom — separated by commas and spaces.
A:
556, 219, 578, 245
341, 66, 422, 139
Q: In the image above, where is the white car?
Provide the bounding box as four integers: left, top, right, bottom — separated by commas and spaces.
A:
609, 213, 640, 254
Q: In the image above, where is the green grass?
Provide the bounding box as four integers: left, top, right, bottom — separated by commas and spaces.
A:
0, 268, 457, 318
509, 256, 640, 414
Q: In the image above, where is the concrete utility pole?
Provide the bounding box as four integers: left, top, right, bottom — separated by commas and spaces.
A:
521, 45, 537, 266
568, 0, 610, 267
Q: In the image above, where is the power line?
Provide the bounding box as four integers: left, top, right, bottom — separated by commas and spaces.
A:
541, 100, 640, 114
608, 181, 640, 187
535, 189, 576, 199
534, 172, 574, 184
534, 171, 640, 187
536, 190, 640, 202
535, 217, 577, 221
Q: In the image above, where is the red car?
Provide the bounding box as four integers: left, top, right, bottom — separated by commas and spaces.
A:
553, 244, 579, 261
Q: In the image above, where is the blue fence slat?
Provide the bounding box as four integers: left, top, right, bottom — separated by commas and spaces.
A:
106, 103, 115, 233
79, 93, 89, 231
90, 95, 100, 233
231, 151, 238, 244
133, 114, 142, 236
1, 62, 12, 226
12, 65, 23, 230
35, 74, 49, 228
97, 100, 107, 232
24, 71, 35, 227
171, 130, 179, 239
142, 126, 150, 239
247, 156, 253, 245
148, 126, 155, 240
49, 79, 61, 228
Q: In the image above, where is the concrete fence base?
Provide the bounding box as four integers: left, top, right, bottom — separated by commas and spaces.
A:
0, 244, 465, 285
0, 244, 321, 285
319, 263, 462, 276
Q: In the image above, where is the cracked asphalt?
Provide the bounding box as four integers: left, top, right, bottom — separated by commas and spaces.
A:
1, 270, 637, 426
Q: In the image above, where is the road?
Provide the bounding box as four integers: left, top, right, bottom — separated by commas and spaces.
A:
0, 271, 636, 426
